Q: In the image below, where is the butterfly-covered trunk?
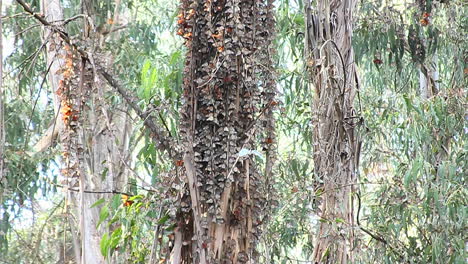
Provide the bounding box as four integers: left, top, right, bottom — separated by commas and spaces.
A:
172, 0, 277, 263
41, 0, 130, 262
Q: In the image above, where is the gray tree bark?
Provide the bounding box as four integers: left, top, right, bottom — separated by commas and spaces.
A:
41, 0, 131, 263
305, 0, 360, 262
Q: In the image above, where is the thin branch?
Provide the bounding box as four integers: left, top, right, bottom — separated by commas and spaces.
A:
14, 23, 41, 37
16, 0, 70, 42
10, 228, 46, 264
19, 40, 47, 90
149, 206, 164, 264
1, 12, 29, 20
101, 25, 127, 36
356, 192, 387, 244
77, 58, 86, 264
356, 192, 406, 262
66, 187, 133, 196
2, 39, 47, 79
33, 199, 64, 259
39, 172, 157, 195
54, 14, 86, 25
15, 59, 55, 190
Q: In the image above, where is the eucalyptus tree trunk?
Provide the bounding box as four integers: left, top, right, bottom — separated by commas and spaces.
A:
305, 0, 360, 263
419, 56, 439, 99
41, 1, 130, 263
172, 1, 276, 263
0, 0, 4, 181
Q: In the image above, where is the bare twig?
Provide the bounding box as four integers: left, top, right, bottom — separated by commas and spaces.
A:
101, 25, 127, 36
356, 192, 387, 244
14, 59, 55, 197
14, 23, 41, 37
2, 40, 47, 79
33, 199, 64, 258
98, 69, 174, 155
39, 171, 156, 195
54, 14, 86, 25
1, 12, 28, 20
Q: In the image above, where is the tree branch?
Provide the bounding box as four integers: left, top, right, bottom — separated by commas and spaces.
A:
15, 0, 175, 156
98, 69, 174, 155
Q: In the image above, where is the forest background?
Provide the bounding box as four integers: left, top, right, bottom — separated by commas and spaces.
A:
0, 0, 466, 263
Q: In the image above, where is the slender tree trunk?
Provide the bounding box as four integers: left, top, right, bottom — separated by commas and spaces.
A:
419, 55, 439, 99
305, 0, 359, 263
41, 1, 131, 263
172, 1, 277, 263
0, 0, 5, 181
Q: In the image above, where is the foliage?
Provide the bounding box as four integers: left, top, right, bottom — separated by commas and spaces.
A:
354, 1, 467, 263
1, 0, 466, 263
96, 194, 173, 264
361, 95, 466, 263
1, 198, 78, 263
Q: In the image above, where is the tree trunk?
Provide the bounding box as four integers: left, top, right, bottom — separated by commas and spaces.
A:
419, 55, 439, 99
172, 1, 276, 263
305, 0, 359, 263
41, 1, 130, 263
0, 0, 4, 181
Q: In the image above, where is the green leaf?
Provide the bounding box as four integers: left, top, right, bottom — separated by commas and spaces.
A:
128, 194, 144, 201
110, 194, 121, 210
109, 227, 122, 250
97, 206, 109, 228
157, 214, 170, 225
140, 59, 154, 101
315, 188, 324, 197
165, 223, 176, 232
404, 158, 421, 188
100, 233, 110, 258
335, 218, 345, 224
321, 247, 330, 260
101, 167, 109, 179
90, 198, 105, 209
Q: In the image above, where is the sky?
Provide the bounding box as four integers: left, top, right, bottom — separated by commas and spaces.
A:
2, 0, 15, 59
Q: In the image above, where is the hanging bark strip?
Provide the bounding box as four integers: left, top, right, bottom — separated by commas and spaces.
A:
305, 0, 361, 263
174, 0, 277, 263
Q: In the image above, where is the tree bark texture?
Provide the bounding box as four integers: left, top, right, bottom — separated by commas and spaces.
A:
172, 1, 277, 263
41, 1, 130, 263
305, 0, 360, 263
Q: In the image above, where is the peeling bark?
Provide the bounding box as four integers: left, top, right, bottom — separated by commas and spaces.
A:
419, 55, 439, 99
305, 0, 360, 263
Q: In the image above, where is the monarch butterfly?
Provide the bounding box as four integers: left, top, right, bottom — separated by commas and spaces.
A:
121, 194, 134, 207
